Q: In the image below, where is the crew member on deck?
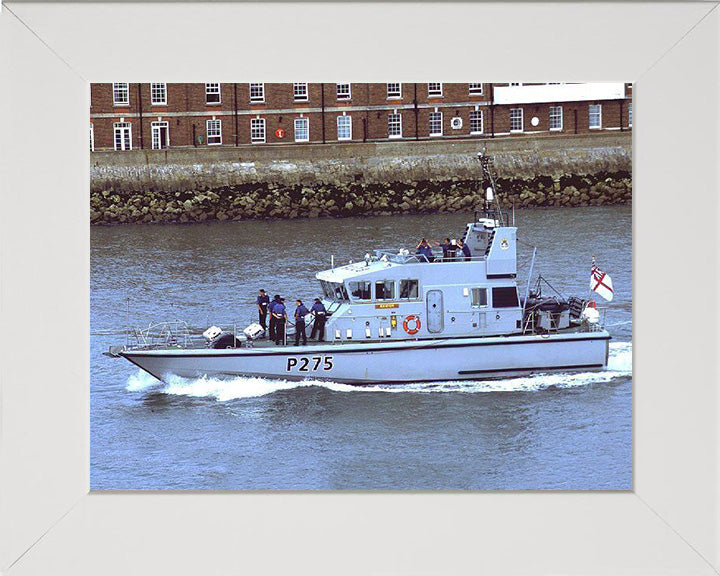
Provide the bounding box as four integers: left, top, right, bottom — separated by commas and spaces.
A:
458, 238, 472, 261
310, 298, 327, 342
268, 294, 282, 342
256, 289, 270, 336
415, 238, 434, 263
272, 297, 287, 345
438, 238, 452, 261
294, 299, 309, 346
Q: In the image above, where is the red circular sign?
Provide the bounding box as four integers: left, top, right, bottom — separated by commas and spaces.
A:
275, 128, 286, 139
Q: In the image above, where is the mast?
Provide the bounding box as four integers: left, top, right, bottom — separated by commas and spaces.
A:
477, 150, 506, 226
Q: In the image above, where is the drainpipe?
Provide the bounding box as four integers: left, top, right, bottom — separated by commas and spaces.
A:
192, 124, 197, 147
413, 83, 419, 140
490, 84, 495, 138
234, 83, 239, 146
619, 100, 624, 132
137, 84, 144, 149
321, 83, 326, 144
574, 109, 578, 134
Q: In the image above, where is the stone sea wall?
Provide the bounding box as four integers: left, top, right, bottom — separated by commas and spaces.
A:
90, 135, 632, 225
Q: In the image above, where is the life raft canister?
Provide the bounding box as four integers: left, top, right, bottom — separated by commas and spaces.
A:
403, 315, 421, 335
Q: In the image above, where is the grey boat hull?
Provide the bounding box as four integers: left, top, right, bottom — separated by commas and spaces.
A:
121, 331, 611, 385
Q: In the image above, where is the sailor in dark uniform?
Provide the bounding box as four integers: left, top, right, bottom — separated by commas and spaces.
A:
272, 297, 287, 345
458, 238, 472, 261
293, 299, 309, 346
256, 289, 270, 336
439, 238, 452, 261
268, 294, 282, 342
310, 298, 327, 342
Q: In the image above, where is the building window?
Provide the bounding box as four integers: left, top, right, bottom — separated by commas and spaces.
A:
471, 288, 488, 307
589, 104, 602, 129
469, 83, 483, 95
388, 112, 402, 138
150, 83, 167, 105
428, 83, 443, 97
629, 103, 633, 127
293, 83, 308, 101
206, 119, 222, 145
205, 83, 221, 104
429, 111, 443, 136
250, 118, 266, 143
470, 110, 483, 134
151, 121, 169, 149
387, 83, 402, 99
337, 115, 352, 140
510, 108, 524, 132
249, 83, 265, 103
549, 106, 563, 131
112, 83, 129, 106
113, 122, 132, 151
90, 124, 94, 152
336, 83, 351, 100
294, 117, 309, 142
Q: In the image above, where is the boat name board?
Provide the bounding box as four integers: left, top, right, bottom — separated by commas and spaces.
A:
375, 303, 399, 309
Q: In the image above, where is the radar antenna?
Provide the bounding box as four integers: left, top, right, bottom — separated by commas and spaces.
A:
477, 150, 506, 226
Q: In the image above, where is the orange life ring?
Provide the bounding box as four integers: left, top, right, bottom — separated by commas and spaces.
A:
403, 315, 421, 335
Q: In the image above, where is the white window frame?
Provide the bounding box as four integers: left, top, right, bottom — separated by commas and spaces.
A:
112, 83, 129, 106
387, 83, 402, 99
337, 115, 352, 141
429, 110, 443, 136
428, 83, 443, 97
589, 104, 602, 129
250, 117, 266, 144
388, 112, 402, 138
294, 117, 309, 142
113, 121, 132, 151
336, 83, 351, 100
150, 83, 167, 105
90, 123, 94, 152
293, 83, 308, 102
205, 83, 221, 104
510, 108, 524, 133
151, 121, 170, 149
549, 106, 563, 131
249, 83, 265, 103
206, 119, 222, 145
628, 103, 633, 127
470, 109, 483, 134
469, 83, 484, 95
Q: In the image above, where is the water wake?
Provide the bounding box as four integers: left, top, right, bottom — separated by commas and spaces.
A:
126, 341, 632, 401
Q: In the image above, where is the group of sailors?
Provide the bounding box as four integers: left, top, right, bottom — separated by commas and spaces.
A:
256, 289, 327, 346
416, 237, 472, 263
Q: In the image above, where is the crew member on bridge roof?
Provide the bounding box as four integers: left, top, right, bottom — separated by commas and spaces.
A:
310, 298, 327, 342
438, 238, 452, 260
268, 294, 282, 342
256, 289, 270, 335
272, 297, 287, 345
415, 238, 434, 263
458, 238, 472, 262
294, 299, 310, 346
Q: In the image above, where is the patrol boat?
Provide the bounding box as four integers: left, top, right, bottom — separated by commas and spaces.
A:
110, 154, 611, 385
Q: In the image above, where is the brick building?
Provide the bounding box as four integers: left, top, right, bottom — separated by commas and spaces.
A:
89, 83, 632, 152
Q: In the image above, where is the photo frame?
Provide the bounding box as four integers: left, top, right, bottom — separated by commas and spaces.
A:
0, 2, 718, 574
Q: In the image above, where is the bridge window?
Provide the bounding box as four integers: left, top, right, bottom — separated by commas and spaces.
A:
320, 280, 347, 301
399, 279, 419, 299
471, 288, 488, 307
349, 281, 371, 301
375, 280, 395, 300
492, 286, 519, 308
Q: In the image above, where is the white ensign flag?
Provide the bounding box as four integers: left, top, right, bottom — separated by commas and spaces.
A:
590, 261, 614, 301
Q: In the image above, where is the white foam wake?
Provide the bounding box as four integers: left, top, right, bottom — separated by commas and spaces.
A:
125, 341, 632, 401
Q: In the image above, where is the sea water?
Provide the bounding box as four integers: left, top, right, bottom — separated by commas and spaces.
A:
91, 206, 632, 490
